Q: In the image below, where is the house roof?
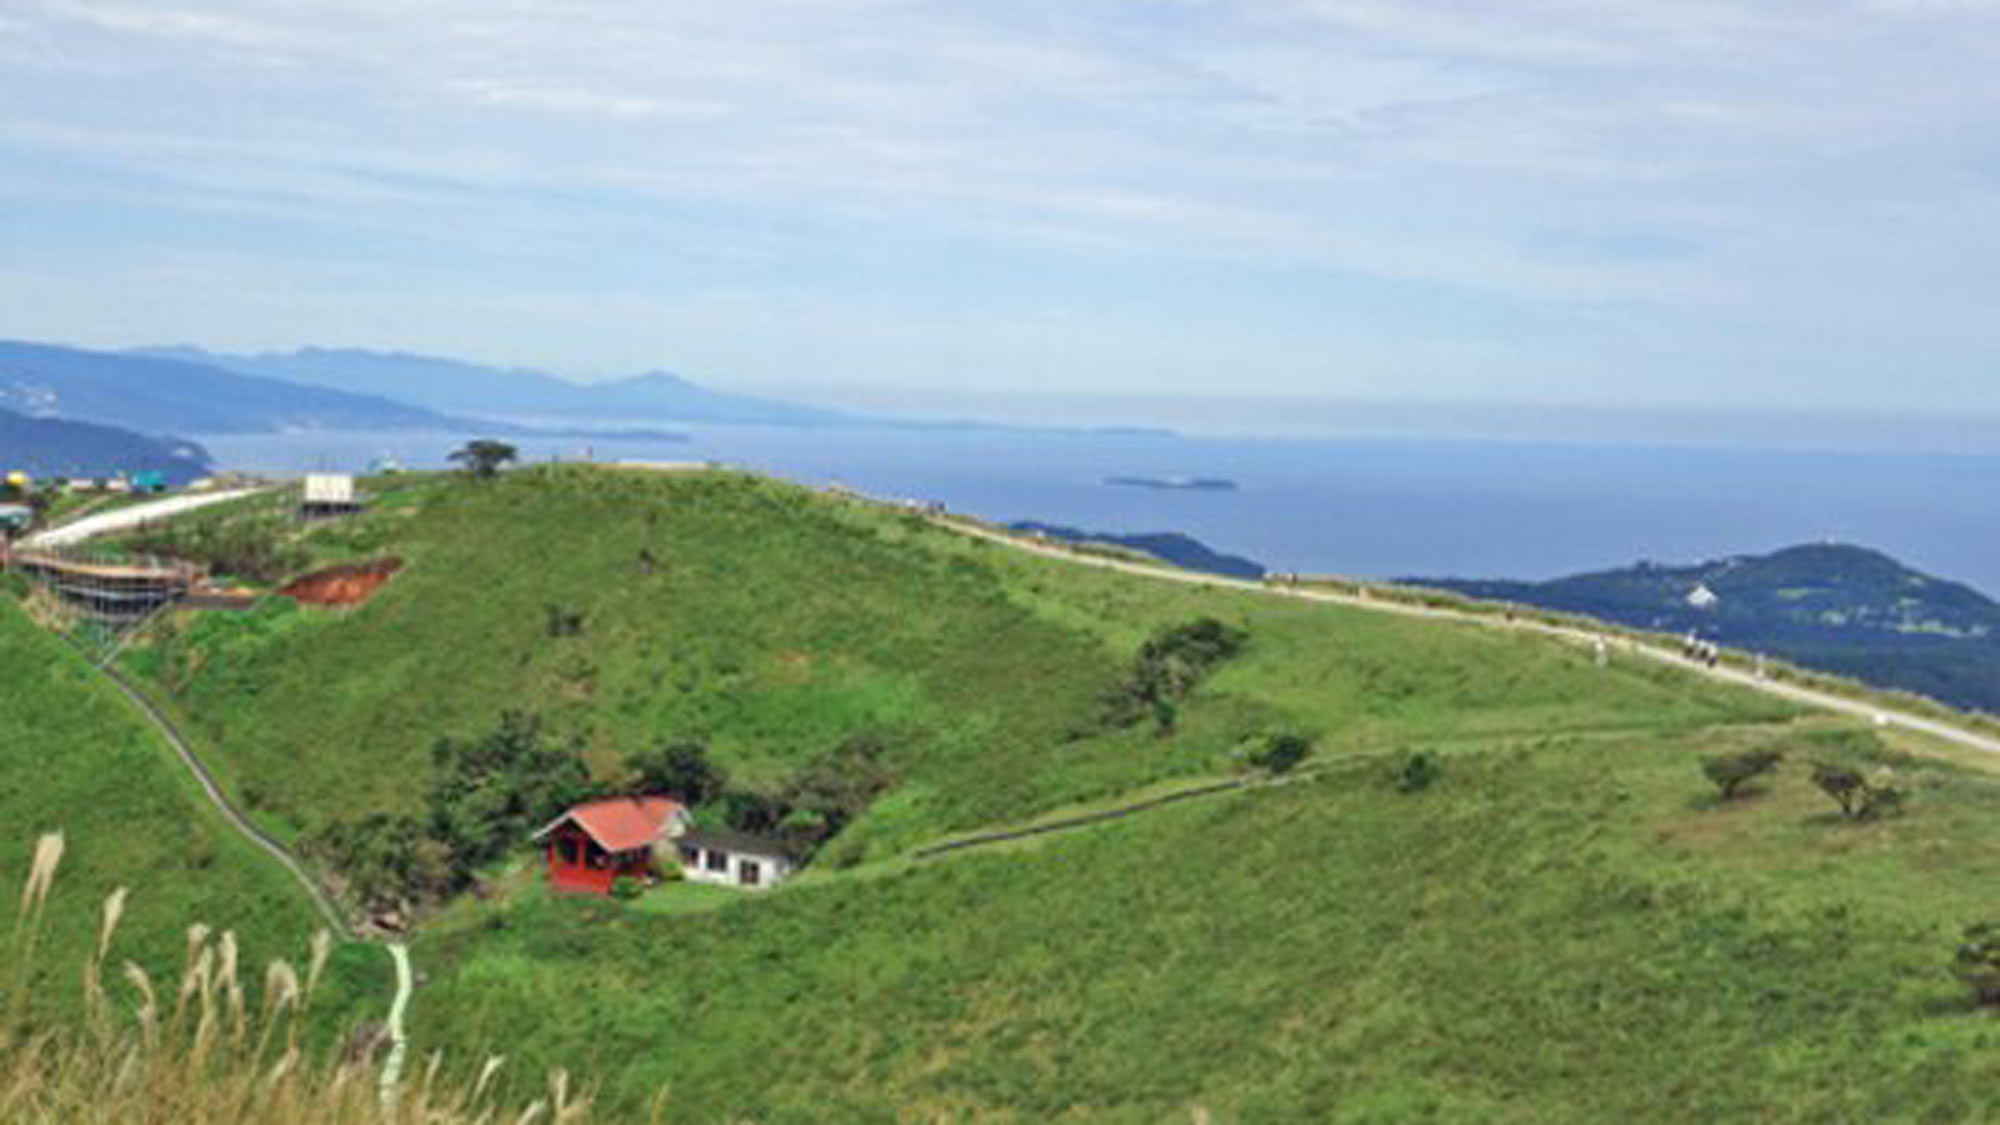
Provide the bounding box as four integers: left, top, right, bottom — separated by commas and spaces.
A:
534, 795, 686, 852
677, 827, 799, 861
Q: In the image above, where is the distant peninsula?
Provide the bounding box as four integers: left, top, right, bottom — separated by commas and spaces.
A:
1010, 522, 1266, 580
1104, 475, 1238, 492
1410, 543, 2000, 715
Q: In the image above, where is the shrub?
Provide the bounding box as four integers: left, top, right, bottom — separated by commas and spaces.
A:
1248, 733, 1312, 775
1812, 761, 1868, 818
1102, 617, 1249, 732
1812, 761, 1905, 821
1702, 747, 1784, 800
1396, 750, 1441, 793
611, 876, 643, 901
1956, 921, 2000, 1006
626, 739, 729, 805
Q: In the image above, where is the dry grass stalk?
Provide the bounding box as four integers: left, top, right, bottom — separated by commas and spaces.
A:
2, 835, 583, 1123
18, 832, 64, 925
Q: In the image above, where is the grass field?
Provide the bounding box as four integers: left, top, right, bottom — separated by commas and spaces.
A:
78, 464, 2000, 1121
411, 719, 2000, 1122
0, 597, 384, 1031
120, 466, 1791, 863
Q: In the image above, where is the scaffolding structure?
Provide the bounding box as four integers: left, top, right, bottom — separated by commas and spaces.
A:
3, 544, 199, 622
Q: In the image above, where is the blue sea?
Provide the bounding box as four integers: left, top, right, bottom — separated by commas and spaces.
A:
197, 425, 2000, 597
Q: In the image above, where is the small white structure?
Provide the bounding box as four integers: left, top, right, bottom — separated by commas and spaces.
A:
300, 473, 363, 518
1686, 583, 1720, 611
304, 473, 355, 505
676, 829, 798, 890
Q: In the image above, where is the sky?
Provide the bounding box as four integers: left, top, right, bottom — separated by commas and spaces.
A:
2, 0, 1998, 434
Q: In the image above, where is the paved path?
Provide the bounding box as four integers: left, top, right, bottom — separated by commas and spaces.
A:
24, 487, 267, 548
61, 623, 418, 1099
379, 942, 413, 1106
942, 520, 2000, 759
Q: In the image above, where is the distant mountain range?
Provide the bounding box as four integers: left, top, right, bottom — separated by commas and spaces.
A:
0, 407, 212, 483
1010, 522, 1268, 580
1412, 544, 2000, 714
138, 345, 854, 427
1, 340, 462, 435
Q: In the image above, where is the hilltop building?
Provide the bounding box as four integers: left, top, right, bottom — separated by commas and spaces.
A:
1687, 584, 1720, 611
301, 473, 364, 519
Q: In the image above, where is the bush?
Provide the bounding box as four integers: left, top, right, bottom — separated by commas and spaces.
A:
626, 739, 728, 805
1956, 921, 2000, 1006
1812, 761, 1905, 820
1102, 617, 1249, 732
1248, 733, 1312, 775
610, 876, 643, 901
1702, 747, 1784, 800
1396, 750, 1441, 793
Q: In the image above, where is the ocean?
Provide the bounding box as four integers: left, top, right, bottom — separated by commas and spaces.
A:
196, 425, 2000, 596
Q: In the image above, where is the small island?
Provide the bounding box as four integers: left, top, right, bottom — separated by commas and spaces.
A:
1104, 475, 1238, 492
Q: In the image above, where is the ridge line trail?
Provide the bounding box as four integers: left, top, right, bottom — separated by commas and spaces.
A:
937, 518, 2000, 759
23, 486, 269, 548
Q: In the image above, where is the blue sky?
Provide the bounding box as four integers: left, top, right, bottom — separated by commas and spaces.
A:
2, 0, 1998, 433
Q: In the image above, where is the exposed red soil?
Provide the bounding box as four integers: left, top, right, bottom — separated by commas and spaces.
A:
281, 557, 404, 607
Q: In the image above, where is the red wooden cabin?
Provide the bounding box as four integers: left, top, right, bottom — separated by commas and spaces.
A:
533, 796, 689, 895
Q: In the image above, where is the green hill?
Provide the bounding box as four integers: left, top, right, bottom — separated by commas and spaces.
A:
1414, 544, 2000, 715
77, 465, 2000, 1120
0, 595, 378, 1028
120, 467, 1779, 861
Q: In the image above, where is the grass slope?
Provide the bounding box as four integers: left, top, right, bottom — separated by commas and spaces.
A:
125, 467, 1785, 862
0, 598, 378, 1027
414, 722, 2000, 1122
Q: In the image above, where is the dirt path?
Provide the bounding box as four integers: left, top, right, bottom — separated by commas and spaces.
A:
942, 520, 2000, 759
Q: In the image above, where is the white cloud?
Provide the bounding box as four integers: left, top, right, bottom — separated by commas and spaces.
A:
2, 0, 1998, 412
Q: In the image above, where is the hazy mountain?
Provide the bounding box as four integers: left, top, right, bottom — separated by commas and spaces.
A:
1010, 521, 1268, 580
1, 341, 462, 435
142, 345, 852, 427
1412, 543, 2000, 713
0, 407, 212, 483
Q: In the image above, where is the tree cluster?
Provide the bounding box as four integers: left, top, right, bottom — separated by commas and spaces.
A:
307, 711, 595, 913
629, 734, 898, 855
1102, 617, 1249, 734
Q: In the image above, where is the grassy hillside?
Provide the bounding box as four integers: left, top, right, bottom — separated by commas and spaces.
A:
55, 465, 2000, 1120
122, 466, 1786, 863
0, 596, 380, 1028
413, 721, 2000, 1122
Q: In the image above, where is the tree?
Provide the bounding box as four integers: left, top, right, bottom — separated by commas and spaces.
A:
426, 711, 593, 870
448, 439, 517, 479
1702, 748, 1784, 800
1812, 761, 1868, 818
1956, 921, 2000, 1006
625, 740, 728, 805
1248, 733, 1312, 775
1811, 761, 1903, 820
1396, 750, 1441, 793
1102, 617, 1249, 732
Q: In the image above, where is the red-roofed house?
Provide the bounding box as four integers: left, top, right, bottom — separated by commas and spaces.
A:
533, 796, 691, 895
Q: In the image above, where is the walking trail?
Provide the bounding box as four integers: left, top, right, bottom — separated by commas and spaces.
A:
34, 487, 416, 1102
24, 487, 267, 548
940, 519, 2000, 760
